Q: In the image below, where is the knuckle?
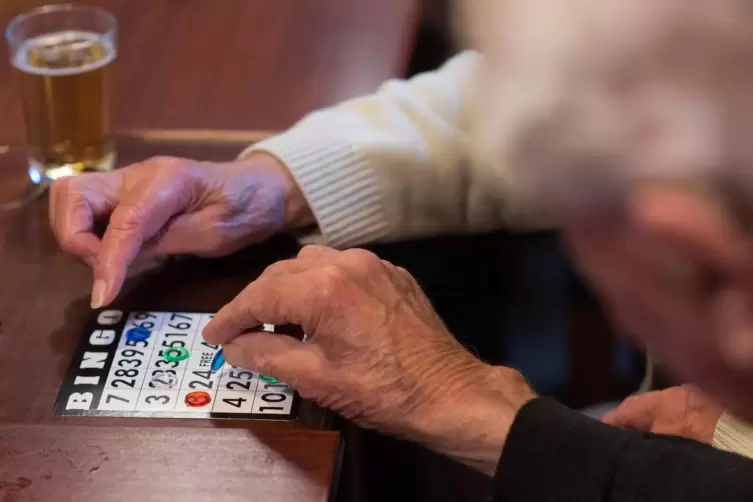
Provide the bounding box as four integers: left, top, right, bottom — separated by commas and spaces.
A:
298, 244, 329, 258
109, 202, 147, 233
262, 260, 288, 277
675, 385, 693, 396
342, 248, 383, 273
136, 156, 198, 184
663, 388, 680, 400
261, 258, 300, 278
622, 395, 644, 409
395, 265, 414, 280
622, 395, 639, 406
143, 155, 186, 171
318, 265, 347, 300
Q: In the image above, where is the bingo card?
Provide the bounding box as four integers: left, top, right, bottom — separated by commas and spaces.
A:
53, 310, 300, 420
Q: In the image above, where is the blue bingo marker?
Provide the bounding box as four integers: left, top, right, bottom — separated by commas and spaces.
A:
210, 348, 225, 372
125, 326, 151, 343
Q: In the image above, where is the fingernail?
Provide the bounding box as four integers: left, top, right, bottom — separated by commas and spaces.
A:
91, 280, 107, 309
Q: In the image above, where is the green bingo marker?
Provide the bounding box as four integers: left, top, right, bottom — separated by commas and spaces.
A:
163, 346, 190, 363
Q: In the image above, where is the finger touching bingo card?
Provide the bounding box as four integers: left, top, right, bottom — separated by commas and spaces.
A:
54, 310, 302, 420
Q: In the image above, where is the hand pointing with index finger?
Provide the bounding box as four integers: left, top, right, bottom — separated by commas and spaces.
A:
49, 153, 314, 308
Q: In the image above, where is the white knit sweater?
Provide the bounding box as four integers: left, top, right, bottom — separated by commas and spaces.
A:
241, 51, 549, 249
241, 50, 753, 460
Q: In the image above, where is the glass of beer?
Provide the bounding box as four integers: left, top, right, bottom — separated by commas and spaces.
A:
6, 4, 117, 185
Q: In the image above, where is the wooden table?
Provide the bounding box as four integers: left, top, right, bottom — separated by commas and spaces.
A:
0, 1, 419, 500
0, 423, 342, 502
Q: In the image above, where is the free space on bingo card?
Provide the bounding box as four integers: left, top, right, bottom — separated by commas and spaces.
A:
53, 310, 300, 420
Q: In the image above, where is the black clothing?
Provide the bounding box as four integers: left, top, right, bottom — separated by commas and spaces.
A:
494, 398, 753, 501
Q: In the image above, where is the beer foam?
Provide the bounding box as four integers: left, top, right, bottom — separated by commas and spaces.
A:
12, 30, 116, 77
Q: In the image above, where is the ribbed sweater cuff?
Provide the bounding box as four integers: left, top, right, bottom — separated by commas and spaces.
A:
239, 132, 390, 249
713, 412, 753, 460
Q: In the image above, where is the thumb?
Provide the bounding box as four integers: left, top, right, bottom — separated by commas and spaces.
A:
602, 392, 662, 431
223, 331, 321, 387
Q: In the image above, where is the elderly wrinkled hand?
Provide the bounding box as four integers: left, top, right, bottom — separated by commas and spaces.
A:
203, 245, 536, 474
48, 153, 313, 308
603, 385, 723, 444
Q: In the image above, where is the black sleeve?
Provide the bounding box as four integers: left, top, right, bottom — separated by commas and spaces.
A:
492, 397, 753, 502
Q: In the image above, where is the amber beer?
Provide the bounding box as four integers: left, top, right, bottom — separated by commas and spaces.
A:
12, 29, 115, 180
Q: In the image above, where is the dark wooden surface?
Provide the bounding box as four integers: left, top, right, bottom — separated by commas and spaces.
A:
0, 0, 420, 140
0, 423, 341, 502
0, 137, 340, 501
0, 1, 420, 499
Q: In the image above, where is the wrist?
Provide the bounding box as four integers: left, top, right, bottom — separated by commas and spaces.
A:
241, 152, 316, 231
407, 361, 537, 476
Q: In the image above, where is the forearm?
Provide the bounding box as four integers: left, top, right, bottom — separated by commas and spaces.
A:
241, 51, 540, 249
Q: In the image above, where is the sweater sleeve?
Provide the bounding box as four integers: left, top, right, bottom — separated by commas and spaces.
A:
713, 412, 753, 460
239, 51, 539, 249
493, 397, 753, 502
